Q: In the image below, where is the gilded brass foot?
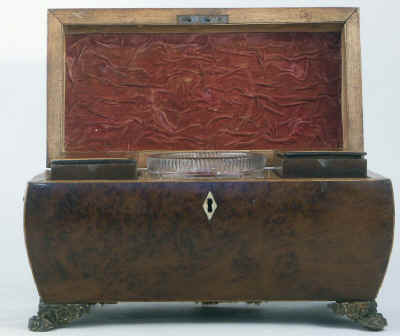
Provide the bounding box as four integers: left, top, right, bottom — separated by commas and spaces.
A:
328, 300, 387, 331
29, 299, 95, 332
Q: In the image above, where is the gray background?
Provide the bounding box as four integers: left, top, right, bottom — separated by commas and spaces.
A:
1, 0, 398, 335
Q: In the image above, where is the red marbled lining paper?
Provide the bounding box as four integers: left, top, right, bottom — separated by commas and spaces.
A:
65, 32, 342, 152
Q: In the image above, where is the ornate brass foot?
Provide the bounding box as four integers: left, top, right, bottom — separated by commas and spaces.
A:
328, 300, 387, 331
29, 299, 95, 332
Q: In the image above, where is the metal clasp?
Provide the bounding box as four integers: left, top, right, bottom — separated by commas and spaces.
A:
177, 15, 229, 25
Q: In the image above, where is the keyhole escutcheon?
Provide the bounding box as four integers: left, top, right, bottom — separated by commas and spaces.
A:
203, 191, 217, 220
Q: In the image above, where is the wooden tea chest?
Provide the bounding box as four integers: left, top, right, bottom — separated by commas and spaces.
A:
24, 8, 394, 331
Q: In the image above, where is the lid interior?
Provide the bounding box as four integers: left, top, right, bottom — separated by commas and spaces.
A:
64, 31, 342, 155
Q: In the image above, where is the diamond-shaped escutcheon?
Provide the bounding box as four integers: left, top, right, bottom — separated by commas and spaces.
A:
203, 191, 217, 220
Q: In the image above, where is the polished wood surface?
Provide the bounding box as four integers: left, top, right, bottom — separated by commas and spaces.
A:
24, 172, 393, 303
51, 159, 137, 180
341, 9, 363, 152
275, 151, 367, 178
49, 8, 357, 25
276, 158, 367, 178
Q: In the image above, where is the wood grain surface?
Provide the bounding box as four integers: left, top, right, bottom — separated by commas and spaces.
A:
50, 8, 356, 25
25, 173, 393, 303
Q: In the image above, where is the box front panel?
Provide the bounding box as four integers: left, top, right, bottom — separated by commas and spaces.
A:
64, 32, 342, 153
25, 179, 393, 302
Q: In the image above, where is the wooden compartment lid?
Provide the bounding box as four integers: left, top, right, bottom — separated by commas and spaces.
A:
47, 8, 363, 167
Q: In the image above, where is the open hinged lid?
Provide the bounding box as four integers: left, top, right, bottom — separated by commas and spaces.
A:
47, 8, 363, 168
